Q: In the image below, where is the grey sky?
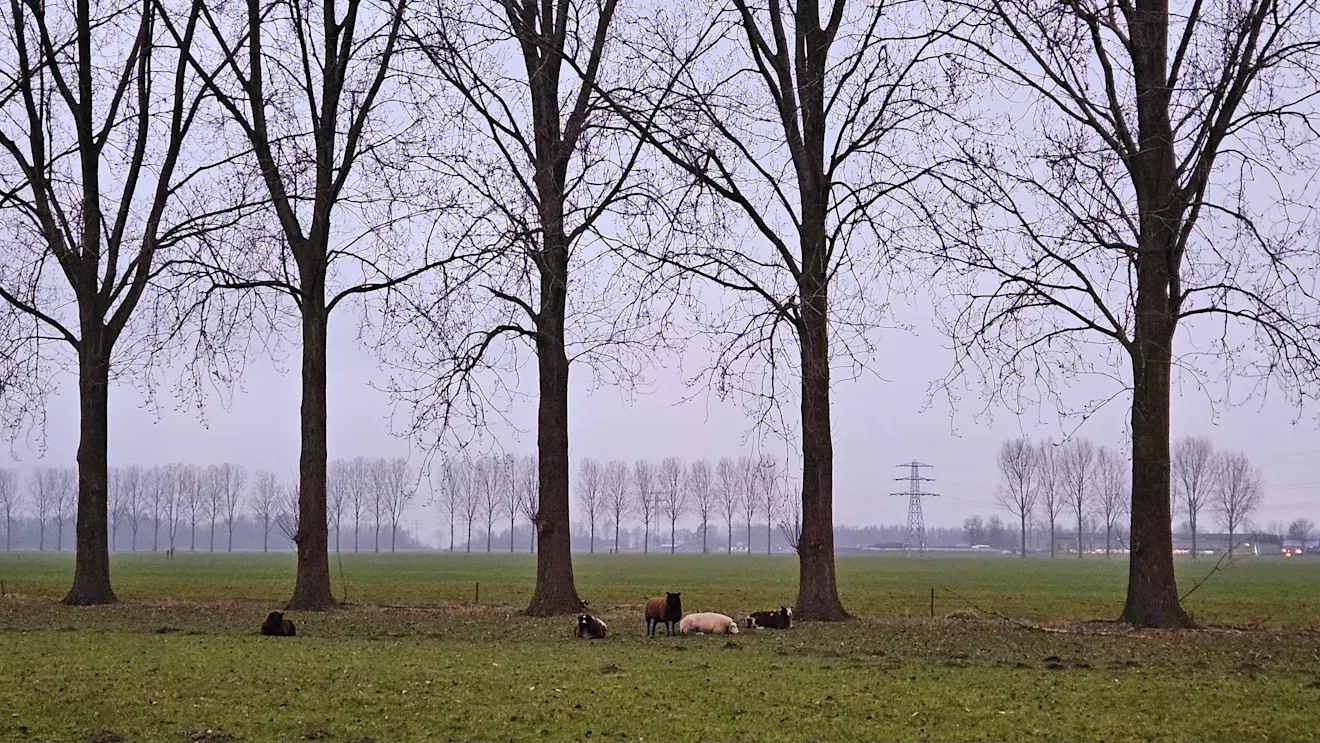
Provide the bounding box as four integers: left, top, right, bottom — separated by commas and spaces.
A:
5, 289, 1318, 535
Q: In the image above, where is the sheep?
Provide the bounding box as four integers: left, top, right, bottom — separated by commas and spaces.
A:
645, 592, 683, 636
260, 611, 296, 637
575, 613, 608, 639
678, 612, 740, 635
745, 605, 793, 629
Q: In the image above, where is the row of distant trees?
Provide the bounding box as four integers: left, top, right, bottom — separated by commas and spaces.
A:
0, 458, 416, 553
429, 454, 803, 555
996, 436, 1267, 558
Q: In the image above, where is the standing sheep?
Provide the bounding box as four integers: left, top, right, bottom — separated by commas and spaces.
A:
678, 612, 740, 635
645, 592, 683, 636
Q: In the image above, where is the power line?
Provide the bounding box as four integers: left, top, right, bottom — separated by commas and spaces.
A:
891, 461, 938, 555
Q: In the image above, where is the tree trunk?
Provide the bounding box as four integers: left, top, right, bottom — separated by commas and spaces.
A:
702, 517, 708, 554
589, 517, 595, 554
767, 518, 772, 555
287, 304, 336, 610
1077, 510, 1083, 558
1120, 307, 1193, 626
510, 510, 516, 553
1190, 513, 1197, 559
727, 517, 732, 554
525, 268, 582, 615
63, 340, 116, 607
1227, 524, 1234, 558
1019, 513, 1028, 558
746, 519, 752, 554
64, 340, 117, 605
794, 267, 848, 620
466, 520, 472, 552
614, 519, 620, 554
1106, 527, 1112, 556
1049, 520, 1055, 557
263, 523, 269, 553
671, 518, 677, 554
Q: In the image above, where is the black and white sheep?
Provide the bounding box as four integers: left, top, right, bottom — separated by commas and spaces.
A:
575, 613, 609, 639
745, 605, 793, 629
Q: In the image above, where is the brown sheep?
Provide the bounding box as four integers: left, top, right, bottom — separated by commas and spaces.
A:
260, 611, 296, 637
645, 592, 682, 636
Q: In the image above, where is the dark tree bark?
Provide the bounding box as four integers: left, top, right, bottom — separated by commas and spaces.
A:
404, 0, 661, 615
596, 0, 951, 619
938, 0, 1320, 627
0, 0, 224, 605
66, 340, 115, 605
180, 0, 459, 609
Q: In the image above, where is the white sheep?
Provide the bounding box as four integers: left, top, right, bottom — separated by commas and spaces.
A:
677, 612, 740, 635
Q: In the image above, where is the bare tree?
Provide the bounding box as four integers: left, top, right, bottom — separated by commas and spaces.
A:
163, 464, 184, 552
214, 463, 247, 552
373, 457, 413, 552
1059, 438, 1096, 559
52, 467, 77, 552
118, 466, 145, 551
108, 468, 124, 550
28, 468, 55, 550
686, 459, 715, 553
203, 466, 223, 551
938, 0, 1320, 628
577, 458, 605, 553
251, 470, 280, 553
182, 464, 202, 551
458, 457, 481, 552
514, 455, 539, 553
394, 0, 680, 614
432, 456, 466, 552
777, 477, 804, 552
1172, 437, 1216, 560
633, 459, 657, 553
0, 469, 17, 550
996, 438, 1038, 557
1288, 518, 1315, 548
739, 456, 759, 554
657, 457, 687, 553
1214, 452, 1263, 557
1093, 447, 1128, 557
714, 457, 739, 554
177, 0, 469, 609
145, 466, 167, 551
473, 457, 505, 553
0, 0, 245, 603
757, 456, 780, 555
341, 458, 370, 553
602, 460, 631, 553
274, 479, 300, 546
327, 460, 348, 553
605, 0, 956, 620
1036, 441, 1061, 557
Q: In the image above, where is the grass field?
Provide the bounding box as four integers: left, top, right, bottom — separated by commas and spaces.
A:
2, 552, 1319, 742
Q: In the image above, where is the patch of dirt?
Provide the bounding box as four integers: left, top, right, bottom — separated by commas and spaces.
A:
1302, 679, 1320, 689
946, 610, 979, 621
154, 627, 183, 634
187, 727, 233, 743
86, 729, 122, 743
723, 641, 742, 650
600, 664, 623, 675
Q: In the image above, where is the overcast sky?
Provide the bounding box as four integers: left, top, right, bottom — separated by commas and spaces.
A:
4, 286, 1318, 538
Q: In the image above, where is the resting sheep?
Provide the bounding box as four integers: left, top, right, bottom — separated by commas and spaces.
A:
678, 612, 740, 635
575, 613, 608, 639
745, 606, 793, 629
260, 611, 296, 637
645, 592, 683, 636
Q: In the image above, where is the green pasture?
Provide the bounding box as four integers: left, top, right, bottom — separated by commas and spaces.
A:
2, 552, 1319, 742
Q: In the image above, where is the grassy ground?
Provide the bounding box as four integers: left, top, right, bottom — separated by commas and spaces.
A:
2, 552, 1319, 742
